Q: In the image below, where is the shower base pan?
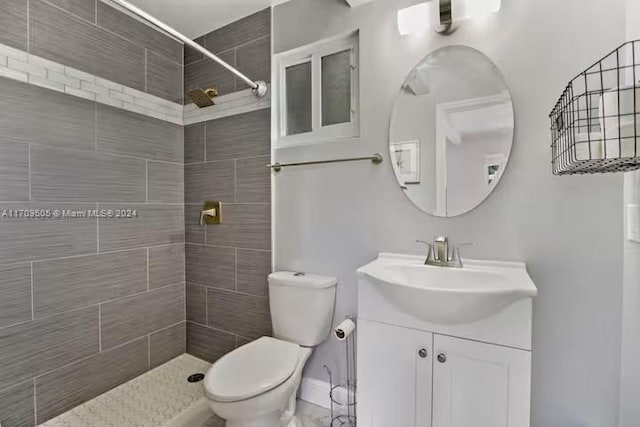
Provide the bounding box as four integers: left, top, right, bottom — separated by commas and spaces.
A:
40, 354, 218, 427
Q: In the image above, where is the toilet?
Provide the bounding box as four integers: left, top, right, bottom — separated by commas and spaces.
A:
204, 271, 337, 427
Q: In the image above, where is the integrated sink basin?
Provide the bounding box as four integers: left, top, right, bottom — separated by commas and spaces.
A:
357, 253, 537, 324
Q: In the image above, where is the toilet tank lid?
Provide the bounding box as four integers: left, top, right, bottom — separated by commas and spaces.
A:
268, 271, 337, 289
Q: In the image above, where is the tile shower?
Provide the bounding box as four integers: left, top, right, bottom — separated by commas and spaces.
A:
0, 2, 272, 426
183, 9, 273, 364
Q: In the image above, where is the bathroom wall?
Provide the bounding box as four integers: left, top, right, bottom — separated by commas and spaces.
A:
0, 1, 185, 425
183, 8, 271, 103
0, 0, 183, 103
183, 12, 273, 363
618, 3, 640, 425
273, 0, 625, 426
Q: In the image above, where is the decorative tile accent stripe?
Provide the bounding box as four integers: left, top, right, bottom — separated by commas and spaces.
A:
183, 86, 271, 125
0, 43, 269, 127
0, 43, 183, 125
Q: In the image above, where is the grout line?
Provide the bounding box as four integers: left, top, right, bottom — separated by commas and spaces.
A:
150, 280, 187, 291
185, 242, 271, 253
94, 102, 98, 150
184, 35, 269, 68
204, 286, 208, 326
0, 282, 186, 333
24, 139, 185, 167
189, 282, 267, 300
40, 0, 184, 66
27, 144, 31, 201
203, 121, 207, 163
96, 203, 100, 253
233, 159, 237, 202
149, 320, 185, 337
184, 153, 270, 166
26, 0, 30, 53
144, 48, 148, 92
234, 248, 238, 291
29, 246, 150, 265
186, 320, 236, 338
147, 334, 151, 368
95, 0, 98, 23
98, 304, 102, 352
146, 247, 150, 291
30, 261, 34, 320
183, 281, 186, 321
31, 320, 188, 384
183, 202, 270, 206
34, 333, 150, 381
236, 333, 254, 344
145, 159, 149, 203
181, 45, 185, 107
33, 378, 37, 426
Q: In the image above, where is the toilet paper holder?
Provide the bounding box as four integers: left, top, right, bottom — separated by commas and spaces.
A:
324, 315, 357, 426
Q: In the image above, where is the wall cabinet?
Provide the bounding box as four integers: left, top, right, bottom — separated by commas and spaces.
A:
357, 319, 531, 427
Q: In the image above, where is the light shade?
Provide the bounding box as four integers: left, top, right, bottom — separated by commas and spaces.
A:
453, 0, 501, 21
397, 0, 502, 36
397, 2, 433, 36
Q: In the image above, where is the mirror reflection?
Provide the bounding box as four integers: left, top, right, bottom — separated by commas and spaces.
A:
390, 45, 514, 217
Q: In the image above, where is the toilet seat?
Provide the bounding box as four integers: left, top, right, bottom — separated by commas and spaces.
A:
204, 337, 300, 403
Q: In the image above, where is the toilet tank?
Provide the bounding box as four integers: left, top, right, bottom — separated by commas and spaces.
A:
268, 272, 337, 347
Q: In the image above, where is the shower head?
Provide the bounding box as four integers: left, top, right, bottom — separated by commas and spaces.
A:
188, 86, 219, 108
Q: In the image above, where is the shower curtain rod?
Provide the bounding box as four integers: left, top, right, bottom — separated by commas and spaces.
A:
102, 0, 268, 98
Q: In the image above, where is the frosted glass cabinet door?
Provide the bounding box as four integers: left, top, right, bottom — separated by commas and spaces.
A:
357, 319, 433, 427
432, 335, 531, 427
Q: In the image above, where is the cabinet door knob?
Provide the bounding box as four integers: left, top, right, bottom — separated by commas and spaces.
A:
418, 348, 428, 358
437, 353, 447, 363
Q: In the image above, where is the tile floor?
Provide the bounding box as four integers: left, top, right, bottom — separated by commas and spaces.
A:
40, 354, 332, 427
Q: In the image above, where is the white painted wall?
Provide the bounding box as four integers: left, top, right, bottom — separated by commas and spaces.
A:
126, 0, 291, 38
618, 2, 640, 426
272, 0, 625, 425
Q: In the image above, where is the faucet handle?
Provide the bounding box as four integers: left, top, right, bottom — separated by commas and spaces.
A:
416, 240, 433, 264
452, 243, 473, 267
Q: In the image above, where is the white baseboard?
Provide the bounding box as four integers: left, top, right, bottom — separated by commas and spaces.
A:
299, 377, 350, 411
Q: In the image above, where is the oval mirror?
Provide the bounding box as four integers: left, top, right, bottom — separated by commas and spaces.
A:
389, 46, 514, 217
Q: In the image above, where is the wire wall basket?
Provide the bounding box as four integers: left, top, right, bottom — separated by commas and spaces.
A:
550, 40, 640, 175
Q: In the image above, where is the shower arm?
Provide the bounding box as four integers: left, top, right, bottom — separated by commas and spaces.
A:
102, 0, 268, 98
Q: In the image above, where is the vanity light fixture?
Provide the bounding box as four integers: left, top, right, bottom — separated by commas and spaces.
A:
397, 0, 501, 36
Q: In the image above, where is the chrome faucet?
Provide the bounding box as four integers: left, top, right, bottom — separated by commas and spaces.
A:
416, 237, 470, 268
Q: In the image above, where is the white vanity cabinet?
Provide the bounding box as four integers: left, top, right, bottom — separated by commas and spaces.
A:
356, 254, 537, 427
432, 335, 531, 427
358, 319, 531, 427
357, 319, 433, 427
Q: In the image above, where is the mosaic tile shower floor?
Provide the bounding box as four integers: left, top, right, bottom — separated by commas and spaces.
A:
39, 354, 331, 427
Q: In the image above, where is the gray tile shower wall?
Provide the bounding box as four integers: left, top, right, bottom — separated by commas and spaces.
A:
184, 108, 272, 360
184, 8, 271, 103
0, 0, 183, 103
182, 9, 272, 360
0, 74, 185, 426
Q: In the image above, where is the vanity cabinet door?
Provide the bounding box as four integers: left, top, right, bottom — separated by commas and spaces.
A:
432, 335, 531, 427
357, 319, 433, 427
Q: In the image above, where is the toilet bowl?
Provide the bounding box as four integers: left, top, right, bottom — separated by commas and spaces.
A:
204, 272, 337, 427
